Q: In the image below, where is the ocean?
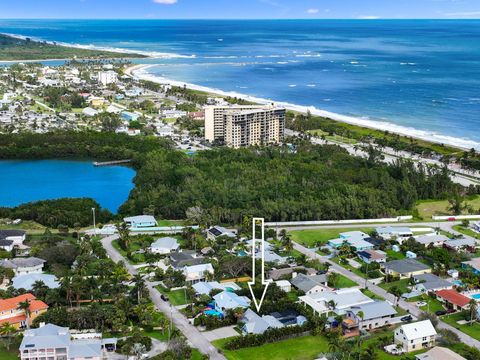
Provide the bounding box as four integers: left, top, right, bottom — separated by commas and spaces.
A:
1, 19, 479, 148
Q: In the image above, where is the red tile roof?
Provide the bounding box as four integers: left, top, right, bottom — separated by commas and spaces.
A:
0, 293, 48, 313
435, 289, 471, 307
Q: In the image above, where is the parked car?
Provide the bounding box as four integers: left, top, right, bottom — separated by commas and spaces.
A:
161, 294, 169, 302
401, 315, 413, 322
435, 310, 447, 316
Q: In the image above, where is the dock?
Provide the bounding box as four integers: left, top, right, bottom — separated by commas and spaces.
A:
93, 159, 132, 167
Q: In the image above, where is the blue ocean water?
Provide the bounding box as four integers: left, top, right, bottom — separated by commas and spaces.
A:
0, 160, 135, 212
1, 19, 479, 147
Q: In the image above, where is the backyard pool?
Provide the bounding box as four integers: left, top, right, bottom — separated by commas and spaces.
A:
470, 293, 480, 300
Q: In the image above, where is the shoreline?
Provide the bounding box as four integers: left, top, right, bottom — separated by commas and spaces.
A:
129, 63, 480, 151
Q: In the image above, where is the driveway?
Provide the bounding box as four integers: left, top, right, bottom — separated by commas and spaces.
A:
203, 325, 240, 341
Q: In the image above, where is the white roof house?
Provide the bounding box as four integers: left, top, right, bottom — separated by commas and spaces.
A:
192, 281, 240, 296
213, 290, 250, 313
207, 226, 236, 240
415, 346, 466, 360
183, 263, 214, 282
149, 237, 180, 254
414, 234, 449, 247
0, 257, 45, 276
376, 226, 413, 241
82, 107, 98, 117
395, 320, 437, 352
328, 231, 373, 251
299, 288, 374, 315
123, 215, 157, 229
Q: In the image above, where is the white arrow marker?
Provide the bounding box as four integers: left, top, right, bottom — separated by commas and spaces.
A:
248, 217, 270, 312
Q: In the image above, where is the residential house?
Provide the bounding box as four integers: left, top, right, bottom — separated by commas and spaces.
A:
183, 263, 214, 283
376, 226, 413, 242
19, 323, 117, 360
461, 258, 480, 275
12, 274, 60, 290
445, 238, 476, 253
394, 320, 437, 352
415, 346, 467, 360
434, 289, 471, 311
275, 280, 292, 293
290, 273, 328, 295
82, 107, 98, 117
0, 293, 48, 329
149, 237, 180, 255
0, 257, 45, 275
267, 267, 317, 281
246, 240, 288, 265
344, 300, 397, 331
299, 288, 374, 316
0, 239, 14, 252
192, 281, 240, 296
414, 234, 449, 247
0, 230, 26, 245
213, 291, 250, 314
328, 231, 374, 251
241, 309, 306, 335
382, 259, 431, 279
412, 274, 453, 294
123, 215, 157, 229
357, 249, 387, 264
121, 111, 140, 122
207, 226, 236, 241
170, 250, 204, 268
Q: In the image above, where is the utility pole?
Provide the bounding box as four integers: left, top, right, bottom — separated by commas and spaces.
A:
91, 207, 96, 236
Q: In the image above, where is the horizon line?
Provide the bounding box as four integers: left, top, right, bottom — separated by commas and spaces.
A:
1, 17, 480, 21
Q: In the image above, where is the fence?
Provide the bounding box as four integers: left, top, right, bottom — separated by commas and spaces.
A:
265, 216, 413, 227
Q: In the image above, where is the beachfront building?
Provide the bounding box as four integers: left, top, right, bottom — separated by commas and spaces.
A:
0, 294, 48, 329
19, 323, 117, 360
97, 70, 117, 86
204, 104, 285, 148
394, 320, 437, 352
382, 259, 431, 279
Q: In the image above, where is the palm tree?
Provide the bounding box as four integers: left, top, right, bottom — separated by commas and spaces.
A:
327, 333, 342, 354
469, 299, 478, 326
0, 323, 16, 350
131, 274, 146, 303
17, 300, 31, 329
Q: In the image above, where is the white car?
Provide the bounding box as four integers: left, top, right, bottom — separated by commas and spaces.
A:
416, 301, 427, 307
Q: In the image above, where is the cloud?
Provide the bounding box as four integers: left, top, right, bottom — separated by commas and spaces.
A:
307, 8, 319, 14
444, 11, 480, 17
153, 0, 177, 4
357, 15, 381, 19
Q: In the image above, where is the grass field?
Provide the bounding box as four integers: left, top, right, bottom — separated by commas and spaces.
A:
289, 228, 374, 248
378, 279, 411, 294
213, 331, 424, 360
330, 273, 358, 288
453, 225, 480, 239
156, 286, 191, 306
406, 294, 445, 313
441, 312, 480, 341
415, 196, 480, 219
0, 346, 18, 360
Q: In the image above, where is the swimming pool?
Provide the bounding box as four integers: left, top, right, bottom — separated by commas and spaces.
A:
470, 293, 480, 300
204, 309, 223, 317
452, 280, 465, 287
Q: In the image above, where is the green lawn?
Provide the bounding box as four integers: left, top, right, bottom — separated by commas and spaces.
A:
290, 228, 373, 248
378, 279, 411, 294
406, 294, 445, 313
191, 349, 205, 360
385, 249, 405, 261
441, 312, 480, 341
453, 225, 480, 240
0, 346, 18, 360
331, 257, 367, 279
156, 286, 191, 306
416, 196, 480, 219
213, 331, 424, 360
361, 288, 385, 301
112, 238, 149, 264
157, 219, 185, 227
331, 273, 358, 288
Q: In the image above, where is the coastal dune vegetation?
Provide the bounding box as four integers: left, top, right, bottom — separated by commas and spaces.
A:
0, 131, 465, 227
0, 34, 145, 61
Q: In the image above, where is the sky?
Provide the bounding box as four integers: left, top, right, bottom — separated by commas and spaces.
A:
2, 0, 480, 19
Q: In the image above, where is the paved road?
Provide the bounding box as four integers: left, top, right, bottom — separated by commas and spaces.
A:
293, 241, 480, 349
274, 221, 460, 232
101, 235, 227, 360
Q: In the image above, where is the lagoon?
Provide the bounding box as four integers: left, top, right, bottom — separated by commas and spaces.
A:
0, 160, 135, 212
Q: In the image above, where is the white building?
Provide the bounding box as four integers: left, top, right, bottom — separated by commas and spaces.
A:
149, 237, 180, 255
376, 226, 413, 242
123, 215, 157, 229
97, 71, 118, 86
0, 257, 45, 276
394, 320, 437, 353
204, 104, 285, 148
183, 263, 214, 283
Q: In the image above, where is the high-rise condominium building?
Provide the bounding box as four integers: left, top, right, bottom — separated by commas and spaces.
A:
204, 105, 285, 148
